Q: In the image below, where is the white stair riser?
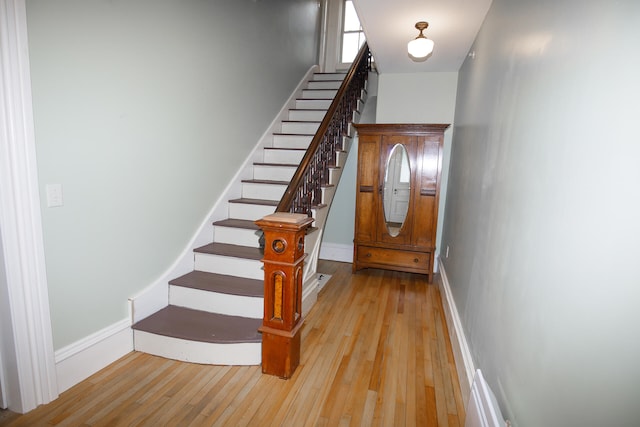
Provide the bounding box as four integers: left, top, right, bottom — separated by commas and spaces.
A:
288, 109, 327, 121
253, 165, 296, 181
307, 80, 342, 90
342, 136, 353, 151
195, 253, 264, 280
228, 202, 275, 221
242, 182, 286, 201
321, 186, 337, 205
336, 151, 349, 168
215, 225, 312, 249
281, 122, 320, 134
312, 73, 346, 81
273, 134, 313, 149
214, 225, 261, 247
328, 168, 342, 186
263, 149, 305, 164
302, 89, 337, 99
134, 331, 261, 365
348, 122, 357, 138
169, 286, 263, 319
296, 99, 332, 109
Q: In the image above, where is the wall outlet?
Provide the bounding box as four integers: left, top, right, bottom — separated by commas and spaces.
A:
46, 184, 63, 207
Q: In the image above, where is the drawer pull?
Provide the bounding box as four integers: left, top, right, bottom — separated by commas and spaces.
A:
414, 258, 419, 263
366, 253, 372, 257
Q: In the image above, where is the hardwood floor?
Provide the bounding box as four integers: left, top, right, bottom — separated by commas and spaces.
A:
1, 261, 465, 426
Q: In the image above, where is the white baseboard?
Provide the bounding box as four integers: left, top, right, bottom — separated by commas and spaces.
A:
302, 274, 320, 316
316, 273, 332, 292
437, 257, 475, 408
54, 318, 133, 393
319, 242, 353, 263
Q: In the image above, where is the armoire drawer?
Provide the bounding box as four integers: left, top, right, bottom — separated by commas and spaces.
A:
357, 246, 430, 271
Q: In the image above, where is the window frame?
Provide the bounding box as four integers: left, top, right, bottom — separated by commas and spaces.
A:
338, 0, 365, 67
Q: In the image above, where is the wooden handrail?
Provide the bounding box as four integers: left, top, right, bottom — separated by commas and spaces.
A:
276, 42, 371, 215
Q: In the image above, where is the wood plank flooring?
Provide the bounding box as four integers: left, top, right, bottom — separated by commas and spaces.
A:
1, 261, 465, 426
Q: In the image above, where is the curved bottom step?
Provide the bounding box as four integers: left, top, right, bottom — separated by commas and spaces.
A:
132, 305, 261, 365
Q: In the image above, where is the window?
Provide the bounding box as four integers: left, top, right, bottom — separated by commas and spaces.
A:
340, 0, 365, 63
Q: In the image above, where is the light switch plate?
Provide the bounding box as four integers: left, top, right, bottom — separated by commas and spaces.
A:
46, 184, 63, 207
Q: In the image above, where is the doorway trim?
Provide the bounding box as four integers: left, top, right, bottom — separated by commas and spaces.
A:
0, 0, 58, 412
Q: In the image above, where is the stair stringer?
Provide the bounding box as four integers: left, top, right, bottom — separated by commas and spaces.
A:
129, 65, 320, 324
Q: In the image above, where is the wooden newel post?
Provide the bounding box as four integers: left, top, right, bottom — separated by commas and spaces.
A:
255, 212, 314, 379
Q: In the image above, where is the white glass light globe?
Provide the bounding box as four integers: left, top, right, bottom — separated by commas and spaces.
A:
408, 37, 434, 59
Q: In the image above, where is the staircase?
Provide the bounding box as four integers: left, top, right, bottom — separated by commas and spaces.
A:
132, 70, 367, 365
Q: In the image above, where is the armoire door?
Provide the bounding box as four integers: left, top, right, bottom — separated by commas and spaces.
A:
354, 133, 380, 244
411, 135, 442, 248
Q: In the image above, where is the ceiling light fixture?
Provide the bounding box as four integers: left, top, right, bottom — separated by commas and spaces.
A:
408, 21, 434, 61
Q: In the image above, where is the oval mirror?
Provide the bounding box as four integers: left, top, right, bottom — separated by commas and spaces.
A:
383, 144, 411, 237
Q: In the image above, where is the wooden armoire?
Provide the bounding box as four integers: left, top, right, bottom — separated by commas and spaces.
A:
352, 123, 449, 282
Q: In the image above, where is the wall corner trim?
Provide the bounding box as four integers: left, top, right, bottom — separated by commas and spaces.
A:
438, 257, 475, 408
54, 318, 133, 394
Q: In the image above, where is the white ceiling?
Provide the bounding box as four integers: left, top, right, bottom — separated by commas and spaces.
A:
353, 0, 493, 73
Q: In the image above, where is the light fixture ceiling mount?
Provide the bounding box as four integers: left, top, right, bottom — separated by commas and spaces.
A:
408, 21, 434, 61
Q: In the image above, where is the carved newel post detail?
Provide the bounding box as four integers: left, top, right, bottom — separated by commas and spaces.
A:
255, 212, 314, 379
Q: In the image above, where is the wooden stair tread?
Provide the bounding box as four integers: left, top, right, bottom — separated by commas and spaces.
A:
273, 132, 315, 136
214, 217, 317, 235
228, 198, 278, 206
194, 242, 263, 261
288, 108, 328, 112
170, 271, 263, 297
253, 162, 298, 167
212, 218, 260, 230
263, 147, 306, 151
240, 179, 289, 185
132, 305, 261, 344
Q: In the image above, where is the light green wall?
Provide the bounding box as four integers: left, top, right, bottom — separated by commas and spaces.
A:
442, 0, 640, 425
321, 72, 458, 262
375, 72, 458, 124
321, 134, 360, 246
26, 0, 320, 350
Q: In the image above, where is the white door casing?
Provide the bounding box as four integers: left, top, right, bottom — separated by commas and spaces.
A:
0, 235, 6, 410
0, 0, 59, 413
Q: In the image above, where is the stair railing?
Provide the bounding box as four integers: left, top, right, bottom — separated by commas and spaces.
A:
276, 42, 371, 215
